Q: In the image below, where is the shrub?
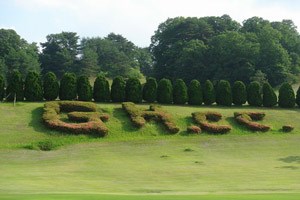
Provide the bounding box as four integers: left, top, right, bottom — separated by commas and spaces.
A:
125, 78, 142, 103
24, 71, 43, 101
122, 102, 146, 127
111, 76, 125, 102
77, 75, 92, 101
296, 86, 300, 107
192, 112, 231, 134
157, 78, 173, 104
234, 112, 270, 132
43, 72, 59, 101
173, 79, 188, 104
247, 81, 262, 106
143, 77, 157, 103
187, 125, 201, 134
36, 140, 59, 151
278, 82, 295, 108
282, 125, 294, 132
0, 75, 5, 101
93, 75, 110, 102
216, 80, 232, 106
262, 82, 277, 107
59, 73, 77, 100
188, 80, 203, 105
232, 81, 246, 106
203, 80, 215, 105
43, 101, 108, 137
6, 70, 24, 101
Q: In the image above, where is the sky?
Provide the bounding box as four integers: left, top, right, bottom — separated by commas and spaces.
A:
1, 0, 300, 47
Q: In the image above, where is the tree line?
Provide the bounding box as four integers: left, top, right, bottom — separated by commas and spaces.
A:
1, 71, 300, 109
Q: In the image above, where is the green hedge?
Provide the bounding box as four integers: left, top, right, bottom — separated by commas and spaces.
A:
93, 75, 110, 102
247, 81, 262, 106
232, 81, 246, 106
125, 78, 142, 103
43, 72, 59, 101
157, 78, 173, 104
188, 80, 203, 105
77, 75, 92, 101
0, 75, 5, 101
59, 73, 77, 100
143, 77, 157, 103
111, 76, 126, 102
216, 80, 232, 106
262, 82, 277, 107
203, 80, 215, 105
173, 79, 188, 104
278, 82, 295, 108
6, 70, 24, 101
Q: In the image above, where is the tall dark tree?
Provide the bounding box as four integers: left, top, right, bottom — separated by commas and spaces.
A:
262, 82, 277, 107
247, 81, 262, 106
24, 71, 43, 101
216, 80, 232, 106
43, 72, 59, 101
0, 75, 5, 101
93, 75, 110, 102
111, 76, 126, 102
59, 73, 77, 100
157, 78, 173, 104
125, 78, 142, 103
296, 86, 300, 107
203, 80, 215, 105
6, 70, 24, 101
173, 79, 188, 104
143, 77, 157, 103
278, 83, 295, 108
188, 80, 203, 105
232, 81, 247, 106
77, 75, 92, 101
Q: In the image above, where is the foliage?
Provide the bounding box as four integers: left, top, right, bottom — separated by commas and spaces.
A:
216, 80, 232, 106
234, 112, 270, 132
142, 77, 157, 103
0, 74, 5, 101
77, 75, 92, 101
188, 79, 203, 105
278, 82, 295, 108
282, 125, 294, 132
125, 78, 142, 103
24, 71, 43, 101
187, 125, 201, 134
6, 70, 24, 101
203, 80, 215, 105
157, 78, 173, 104
111, 76, 126, 102
247, 81, 262, 106
173, 79, 188, 104
296, 86, 300, 107
262, 82, 277, 107
59, 73, 77, 100
43, 72, 59, 101
93, 75, 110, 102
232, 81, 247, 106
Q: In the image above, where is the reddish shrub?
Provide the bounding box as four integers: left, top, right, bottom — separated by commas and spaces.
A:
234, 112, 270, 132
187, 125, 201, 134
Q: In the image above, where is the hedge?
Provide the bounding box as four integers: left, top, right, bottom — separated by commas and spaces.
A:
203, 80, 215, 105
93, 75, 110, 102
192, 112, 231, 134
262, 82, 277, 107
216, 80, 232, 106
125, 78, 142, 103
173, 79, 188, 104
43, 101, 108, 137
24, 71, 43, 101
188, 79, 203, 105
0, 75, 5, 101
43, 72, 59, 101
247, 81, 262, 106
143, 77, 157, 103
157, 78, 173, 104
234, 112, 270, 132
296, 86, 300, 107
232, 81, 246, 106
6, 70, 24, 101
59, 73, 77, 100
77, 75, 92, 101
111, 76, 126, 102
278, 82, 295, 108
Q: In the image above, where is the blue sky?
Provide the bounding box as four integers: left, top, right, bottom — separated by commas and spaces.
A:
1, 0, 300, 47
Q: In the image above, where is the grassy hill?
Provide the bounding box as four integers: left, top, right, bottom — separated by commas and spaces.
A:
0, 102, 299, 200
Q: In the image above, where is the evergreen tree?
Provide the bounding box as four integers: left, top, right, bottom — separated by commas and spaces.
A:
157, 78, 173, 104
247, 81, 262, 106
24, 71, 43, 101
173, 79, 188, 104
232, 81, 247, 106
262, 82, 277, 107
125, 78, 142, 103
0, 75, 5, 101
216, 80, 232, 106
188, 80, 203, 105
111, 76, 126, 102
77, 75, 92, 101
6, 70, 24, 101
143, 77, 157, 103
43, 72, 59, 101
296, 86, 300, 107
278, 82, 295, 108
93, 75, 110, 102
203, 80, 215, 105
59, 73, 77, 100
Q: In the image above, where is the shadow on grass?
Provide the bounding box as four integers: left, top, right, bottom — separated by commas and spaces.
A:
112, 108, 140, 132
278, 156, 300, 164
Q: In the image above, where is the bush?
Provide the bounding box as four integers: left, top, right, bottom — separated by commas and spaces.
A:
122, 102, 146, 127
216, 80, 232, 106
24, 71, 43, 101
188, 80, 203, 105
0, 75, 5, 101
173, 79, 188, 104
262, 82, 277, 107
59, 73, 77, 100
77, 75, 92, 101
234, 112, 270, 132
143, 77, 157, 103
203, 80, 215, 105
232, 81, 246, 106
187, 125, 201, 134
125, 78, 142, 103
43, 72, 59, 101
247, 81, 262, 106
157, 78, 173, 104
282, 125, 294, 132
6, 70, 24, 101
296, 86, 300, 107
278, 82, 295, 108
93, 75, 110, 102
192, 112, 231, 134
111, 76, 126, 102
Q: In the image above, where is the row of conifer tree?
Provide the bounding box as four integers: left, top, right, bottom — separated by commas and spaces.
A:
0, 70, 300, 108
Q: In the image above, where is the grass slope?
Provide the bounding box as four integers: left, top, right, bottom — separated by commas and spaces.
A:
0, 102, 299, 199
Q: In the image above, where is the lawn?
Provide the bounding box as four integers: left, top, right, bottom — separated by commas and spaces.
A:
0, 102, 299, 199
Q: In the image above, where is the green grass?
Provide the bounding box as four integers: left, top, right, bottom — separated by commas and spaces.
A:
0, 102, 299, 199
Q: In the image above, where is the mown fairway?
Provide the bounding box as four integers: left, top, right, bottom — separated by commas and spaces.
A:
0, 102, 299, 199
